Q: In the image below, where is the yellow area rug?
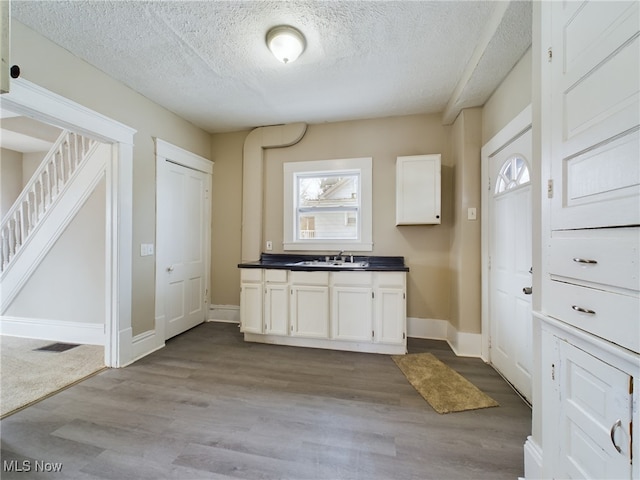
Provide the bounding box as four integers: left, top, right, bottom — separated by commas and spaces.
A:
392, 352, 499, 414
0, 336, 105, 418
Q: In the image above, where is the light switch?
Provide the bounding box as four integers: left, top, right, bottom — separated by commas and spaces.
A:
266, 240, 273, 251
467, 207, 477, 221
140, 243, 155, 256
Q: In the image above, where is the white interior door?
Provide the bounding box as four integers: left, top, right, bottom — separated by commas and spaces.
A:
164, 162, 209, 339
489, 127, 533, 402
156, 139, 212, 342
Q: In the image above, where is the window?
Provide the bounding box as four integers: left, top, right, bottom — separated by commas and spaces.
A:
495, 155, 530, 195
284, 157, 373, 251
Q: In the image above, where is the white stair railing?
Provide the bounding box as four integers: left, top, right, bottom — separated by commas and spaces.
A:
0, 130, 98, 273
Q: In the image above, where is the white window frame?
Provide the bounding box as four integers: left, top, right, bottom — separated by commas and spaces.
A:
283, 157, 373, 251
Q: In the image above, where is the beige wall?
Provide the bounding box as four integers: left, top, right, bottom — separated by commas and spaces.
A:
210, 130, 249, 306
449, 108, 482, 333
211, 114, 457, 323
21, 151, 47, 185
482, 47, 532, 145
0, 148, 21, 217
6, 178, 106, 324
11, 21, 212, 335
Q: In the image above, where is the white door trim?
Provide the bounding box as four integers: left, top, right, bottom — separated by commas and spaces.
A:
154, 138, 212, 344
480, 104, 532, 362
1, 78, 136, 367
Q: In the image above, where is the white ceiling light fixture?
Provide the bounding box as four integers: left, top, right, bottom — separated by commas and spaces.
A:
266, 25, 306, 64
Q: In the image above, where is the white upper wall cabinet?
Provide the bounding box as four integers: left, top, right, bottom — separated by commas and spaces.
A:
395, 154, 441, 225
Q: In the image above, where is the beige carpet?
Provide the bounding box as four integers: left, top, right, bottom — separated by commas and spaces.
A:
392, 352, 499, 414
0, 336, 105, 418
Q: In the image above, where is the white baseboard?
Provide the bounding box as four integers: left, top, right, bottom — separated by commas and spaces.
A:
447, 324, 482, 357
524, 436, 544, 479
0, 315, 105, 345
407, 316, 448, 340
205, 310, 482, 357
408, 317, 482, 357
209, 304, 240, 323
128, 328, 164, 366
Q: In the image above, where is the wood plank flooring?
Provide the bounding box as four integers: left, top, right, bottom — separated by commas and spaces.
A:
0, 322, 531, 479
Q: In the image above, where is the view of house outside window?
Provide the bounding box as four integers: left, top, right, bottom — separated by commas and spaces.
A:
284, 157, 372, 251
296, 173, 359, 241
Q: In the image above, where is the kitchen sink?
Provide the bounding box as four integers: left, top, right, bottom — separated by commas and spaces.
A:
288, 260, 369, 268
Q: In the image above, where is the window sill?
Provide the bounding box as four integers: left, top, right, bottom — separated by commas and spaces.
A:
284, 241, 373, 252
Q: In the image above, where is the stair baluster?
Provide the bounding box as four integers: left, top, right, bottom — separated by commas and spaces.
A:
0, 131, 98, 273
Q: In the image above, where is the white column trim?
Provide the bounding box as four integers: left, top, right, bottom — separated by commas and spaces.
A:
241, 123, 307, 262
1, 78, 136, 367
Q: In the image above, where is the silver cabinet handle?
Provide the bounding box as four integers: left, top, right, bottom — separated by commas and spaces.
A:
610, 419, 623, 454
572, 305, 595, 315
573, 257, 598, 264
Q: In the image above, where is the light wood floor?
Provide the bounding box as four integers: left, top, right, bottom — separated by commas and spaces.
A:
0, 322, 531, 479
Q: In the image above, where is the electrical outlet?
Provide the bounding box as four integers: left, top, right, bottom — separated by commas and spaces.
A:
266, 240, 273, 251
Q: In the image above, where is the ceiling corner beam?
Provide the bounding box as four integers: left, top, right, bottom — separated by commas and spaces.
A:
441, 1, 511, 126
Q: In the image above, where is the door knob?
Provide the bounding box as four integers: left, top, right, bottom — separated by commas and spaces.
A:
523, 287, 532, 295
167, 266, 174, 272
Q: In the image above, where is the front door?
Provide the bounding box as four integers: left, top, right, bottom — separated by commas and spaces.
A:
162, 160, 210, 340
489, 127, 533, 402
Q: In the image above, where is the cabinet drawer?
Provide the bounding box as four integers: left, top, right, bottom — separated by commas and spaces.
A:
241, 268, 262, 282
547, 280, 639, 353
290, 270, 329, 285
549, 228, 639, 291
331, 271, 373, 286
265, 269, 288, 283
375, 272, 406, 288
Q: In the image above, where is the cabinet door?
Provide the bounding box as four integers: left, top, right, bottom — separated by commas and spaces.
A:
240, 282, 262, 334
331, 286, 373, 342
290, 285, 329, 338
548, 1, 639, 230
374, 287, 406, 344
265, 284, 288, 335
396, 154, 441, 225
557, 340, 633, 479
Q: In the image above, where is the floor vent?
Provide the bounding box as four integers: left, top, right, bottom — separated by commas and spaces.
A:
34, 343, 80, 353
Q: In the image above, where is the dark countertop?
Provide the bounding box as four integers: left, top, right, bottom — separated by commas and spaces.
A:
238, 253, 409, 272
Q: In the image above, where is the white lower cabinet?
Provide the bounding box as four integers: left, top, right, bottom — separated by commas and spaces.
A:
289, 271, 330, 338
239, 269, 263, 334
541, 318, 638, 480
240, 268, 406, 354
374, 288, 405, 344
331, 272, 373, 342
264, 269, 288, 335
290, 284, 329, 338
374, 272, 406, 345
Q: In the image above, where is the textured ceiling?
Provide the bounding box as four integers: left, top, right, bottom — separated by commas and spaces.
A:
11, 1, 532, 133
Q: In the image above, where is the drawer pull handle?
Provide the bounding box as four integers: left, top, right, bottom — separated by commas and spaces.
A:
572, 305, 596, 315
610, 419, 623, 454
573, 257, 598, 265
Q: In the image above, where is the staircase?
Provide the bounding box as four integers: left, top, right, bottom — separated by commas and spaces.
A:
1, 130, 105, 312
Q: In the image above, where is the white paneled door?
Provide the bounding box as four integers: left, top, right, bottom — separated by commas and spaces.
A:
163, 162, 209, 339
489, 127, 533, 402
156, 140, 212, 342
